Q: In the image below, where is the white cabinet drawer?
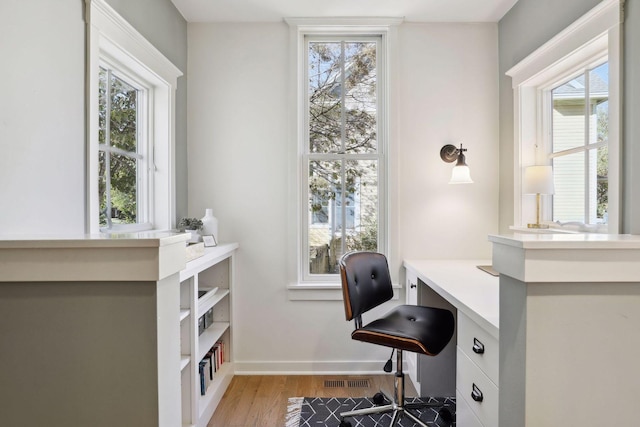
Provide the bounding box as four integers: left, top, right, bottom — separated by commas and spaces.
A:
458, 311, 499, 384
456, 389, 485, 427
457, 347, 498, 427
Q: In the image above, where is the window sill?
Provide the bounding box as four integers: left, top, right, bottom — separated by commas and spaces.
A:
510, 223, 609, 234
287, 283, 402, 301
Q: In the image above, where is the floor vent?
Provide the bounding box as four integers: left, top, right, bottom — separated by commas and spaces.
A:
324, 380, 345, 388
324, 379, 371, 388
347, 379, 370, 388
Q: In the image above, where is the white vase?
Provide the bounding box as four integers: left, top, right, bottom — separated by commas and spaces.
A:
201, 208, 218, 242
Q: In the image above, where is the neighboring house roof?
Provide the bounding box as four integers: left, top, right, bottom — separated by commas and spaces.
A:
553, 72, 608, 101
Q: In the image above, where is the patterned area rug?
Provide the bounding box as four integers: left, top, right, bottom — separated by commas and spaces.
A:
286, 396, 456, 427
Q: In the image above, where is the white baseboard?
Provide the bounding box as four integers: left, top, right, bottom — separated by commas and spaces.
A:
234, 360, 393, 375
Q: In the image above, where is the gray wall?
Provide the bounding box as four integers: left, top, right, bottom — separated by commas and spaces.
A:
623, 0, 640, 233
0, 0, 187, 234
105, 0, 189, 222
498, 0, 639, 233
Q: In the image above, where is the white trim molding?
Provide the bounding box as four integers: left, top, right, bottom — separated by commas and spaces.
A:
506, 0, 624, 233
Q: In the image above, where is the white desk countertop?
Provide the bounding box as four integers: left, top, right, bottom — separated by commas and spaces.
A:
404, 259, 499, 339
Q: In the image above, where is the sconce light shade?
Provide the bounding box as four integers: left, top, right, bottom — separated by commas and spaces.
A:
450, 163, 473, 184
523, 165, 554, 195
440, 144, 473, 184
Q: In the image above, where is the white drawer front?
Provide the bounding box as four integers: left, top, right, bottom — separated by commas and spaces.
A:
457, 347, 498, 427
456, 389, 485, 427
458, 311, 499, 384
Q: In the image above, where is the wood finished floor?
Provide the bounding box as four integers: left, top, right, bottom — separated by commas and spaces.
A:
207, 375, 418, 427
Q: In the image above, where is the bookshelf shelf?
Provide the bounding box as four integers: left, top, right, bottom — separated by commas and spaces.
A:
179, 243, 238, 427
197, 322, 230, 361
198, 288, 228, 316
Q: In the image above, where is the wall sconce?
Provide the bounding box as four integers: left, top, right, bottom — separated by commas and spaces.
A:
523, 165, 554, 228
440, 144, 473, 184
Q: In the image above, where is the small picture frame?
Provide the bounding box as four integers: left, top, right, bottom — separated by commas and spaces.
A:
202, 234, 217, 247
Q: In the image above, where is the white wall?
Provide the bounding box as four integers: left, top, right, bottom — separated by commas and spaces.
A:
0, 0, 187, 235
0, 0, 85, 234
395, 23, 499, 268
187, 21, 499, 372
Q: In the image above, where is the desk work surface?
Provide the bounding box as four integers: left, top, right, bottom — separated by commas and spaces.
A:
404, 260, 499, 339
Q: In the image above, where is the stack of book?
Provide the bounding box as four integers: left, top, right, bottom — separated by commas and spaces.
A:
199, 341, 225, 395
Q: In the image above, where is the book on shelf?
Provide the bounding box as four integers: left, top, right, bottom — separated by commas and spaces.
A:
213, 341, 224, 371
205, 349, 215, 379
199, 358, 212, 395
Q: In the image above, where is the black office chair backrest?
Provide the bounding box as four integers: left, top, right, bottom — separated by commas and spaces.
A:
340, 251, 394, 322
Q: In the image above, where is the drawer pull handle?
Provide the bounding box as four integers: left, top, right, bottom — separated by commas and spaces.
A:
472, 338, 485, 354
471, 383, 484, 402
410, 283, 417, 289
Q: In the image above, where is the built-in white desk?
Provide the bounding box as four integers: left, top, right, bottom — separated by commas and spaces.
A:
404, 260, 499, 427
407, 234, 640, 427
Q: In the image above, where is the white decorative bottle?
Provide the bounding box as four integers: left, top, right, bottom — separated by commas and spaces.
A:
201, 209, 218, 242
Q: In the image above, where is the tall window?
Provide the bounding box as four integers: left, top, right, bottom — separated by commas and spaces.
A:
304, 36, 385, 279
98, 67, 149, 229
549, 62, 609, 224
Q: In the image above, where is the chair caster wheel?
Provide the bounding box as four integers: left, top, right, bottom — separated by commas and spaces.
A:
372, 392, 386, 405
435, 407, 454, 427
339, 418, 352, 427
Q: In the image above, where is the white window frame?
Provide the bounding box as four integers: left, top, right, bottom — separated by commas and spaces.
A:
285, 18, 400, 297
86, 0, 182, 233
506, 0, 623, 233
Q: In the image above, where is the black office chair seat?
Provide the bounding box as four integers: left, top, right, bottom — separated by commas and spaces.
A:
339, 251, 455, 427
352, 304, 454, 357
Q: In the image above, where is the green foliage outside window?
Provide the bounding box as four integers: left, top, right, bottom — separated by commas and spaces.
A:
98, 68, 140, 228
307, 40, 380, 274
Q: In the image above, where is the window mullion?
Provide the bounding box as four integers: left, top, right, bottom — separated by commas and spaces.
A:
340, 40, 346, 153
340, 41, 347, 257
584, 69, 591, 223
105, 69, 113, 229
340, 158, 347, 257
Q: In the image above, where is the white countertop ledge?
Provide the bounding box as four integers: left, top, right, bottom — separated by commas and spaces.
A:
0, 231, 189, 248
0, 232, 190, 282
489, 232, 640, 249
490, 233, 640, 283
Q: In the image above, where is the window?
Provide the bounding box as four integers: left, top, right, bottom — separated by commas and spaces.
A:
306, 37, 381, 276
507, 0, 622, 232
548, 62, 609, 224
287, 18, 398, 286
86, 0, 182, 233
98, 67, 149, 228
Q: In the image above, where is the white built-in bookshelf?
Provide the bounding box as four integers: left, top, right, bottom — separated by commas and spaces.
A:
178, 243, 238, 427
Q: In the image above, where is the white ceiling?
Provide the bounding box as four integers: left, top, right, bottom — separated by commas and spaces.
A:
170, 0, 519, 23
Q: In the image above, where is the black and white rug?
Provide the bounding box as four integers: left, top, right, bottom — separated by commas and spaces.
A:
286, 396, 455, 427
